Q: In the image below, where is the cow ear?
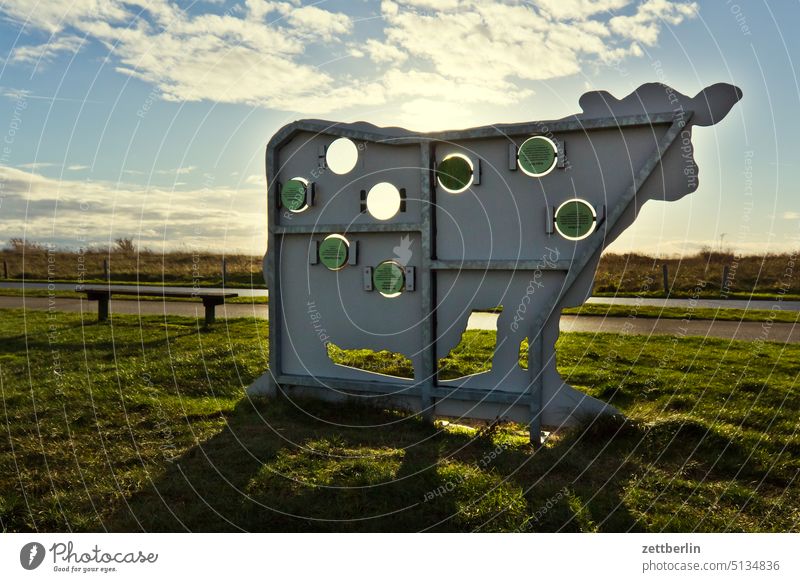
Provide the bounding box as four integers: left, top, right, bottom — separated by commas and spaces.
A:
691, 83, 743, 126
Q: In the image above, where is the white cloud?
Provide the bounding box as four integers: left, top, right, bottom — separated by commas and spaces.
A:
0, 164, 265, 252
1, 0, 698, 115
364, 39, 407, 65
533, 0, 632, 20
0, 0, 128, 33
17, 162, 58, 170
609, 0, 697, 45
67, 164, 89, 171
11, 34, 85, 65
245, 174, 265, 185
156, 166, 196, 175
281, 5, 351, 41
781, 211, 800, 220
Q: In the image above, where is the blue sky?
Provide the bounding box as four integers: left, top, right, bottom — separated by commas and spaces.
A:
0, 0, 797, 255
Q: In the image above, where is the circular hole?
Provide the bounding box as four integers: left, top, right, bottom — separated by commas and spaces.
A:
318, 234, 349, 271
325, 137, 359, 175
281, 177, 308, 212
554, 198, 596, 240
436, 153, 473, 193
518, 136, 557, 177
373, 260, 405, 298
366, 182, 402, 220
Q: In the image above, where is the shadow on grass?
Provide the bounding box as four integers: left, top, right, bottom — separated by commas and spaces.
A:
104, 394, 776, 532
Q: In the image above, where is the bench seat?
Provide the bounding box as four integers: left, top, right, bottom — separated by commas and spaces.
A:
75, 285, 238, 326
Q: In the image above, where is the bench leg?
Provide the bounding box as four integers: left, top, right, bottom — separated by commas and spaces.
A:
87, 292, 110, 322
203, 299, 217, 327
98, 297, 109, 322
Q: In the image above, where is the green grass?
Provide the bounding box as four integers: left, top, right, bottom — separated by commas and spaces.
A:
0, 308, 797, 532
592, 290, 800, 301
562, 303, 800, 324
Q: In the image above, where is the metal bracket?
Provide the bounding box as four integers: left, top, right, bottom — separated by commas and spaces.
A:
307, 182, 315, 206
348, 241, 358, 265
557, 140, 567, 169
473, 159, 481, 185
545, 206, 554, 235
404, 266, 416, 291
309, 240, 319, 265
362, 266, 373, 291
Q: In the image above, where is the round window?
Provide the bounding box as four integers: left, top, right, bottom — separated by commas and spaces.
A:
436, 153, 473, 193
554, 199, 596, 240
319, 234, 349, 270
518, 136, 557, 177
325, 137, 359, 175
366, 182, 402, 220
281, 177, 308, 212
373, 260, 405, 298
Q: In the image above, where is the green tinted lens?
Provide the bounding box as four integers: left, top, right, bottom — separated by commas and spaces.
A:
373, 261, 405, 295
555, 200, 595, 239
281, 179, 306, 211
518, 137, 556, 176
319, 236, 348, 270
436, 156, 473, 192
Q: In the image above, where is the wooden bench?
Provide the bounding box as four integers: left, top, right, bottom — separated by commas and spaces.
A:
75, 285, 238, 326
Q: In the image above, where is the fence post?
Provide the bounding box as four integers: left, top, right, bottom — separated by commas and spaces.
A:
221, 258, 227, 286
721, 264, 730, 295
103, 259, 110, 282
662, 264, 669, 295
2, 260, 7, 279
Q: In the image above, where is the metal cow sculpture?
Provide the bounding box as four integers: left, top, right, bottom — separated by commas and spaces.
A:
249, 82, 743, 443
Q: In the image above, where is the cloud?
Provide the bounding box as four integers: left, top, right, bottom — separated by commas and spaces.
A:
66, 164, 89, 171
781, 211, 800, 220
156, 165, 196, 175
11, 34, 85, 65
0, 165, 266, 253
609, 0, 697, 45
17, 162, 58, 170
1, 0, 698, 116
364, 39, 407, 65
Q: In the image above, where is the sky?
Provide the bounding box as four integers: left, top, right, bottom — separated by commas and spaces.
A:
0, 0, 798, 256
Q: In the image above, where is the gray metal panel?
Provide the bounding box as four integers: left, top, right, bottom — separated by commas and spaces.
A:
251, 82, 743, 444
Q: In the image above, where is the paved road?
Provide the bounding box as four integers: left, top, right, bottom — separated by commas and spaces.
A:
2, 295, 797, 343
2, 283, 798, 312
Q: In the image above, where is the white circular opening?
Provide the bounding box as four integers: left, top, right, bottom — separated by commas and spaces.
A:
366, 182, 401, 220
325, 137, 359, 175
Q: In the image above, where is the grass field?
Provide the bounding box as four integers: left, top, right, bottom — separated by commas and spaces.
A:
1, 244, 263, 287
2, 244, 797, 297
0, 308, 797, 532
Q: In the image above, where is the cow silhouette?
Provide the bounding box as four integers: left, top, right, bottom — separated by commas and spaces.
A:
248, 82, 742, 443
